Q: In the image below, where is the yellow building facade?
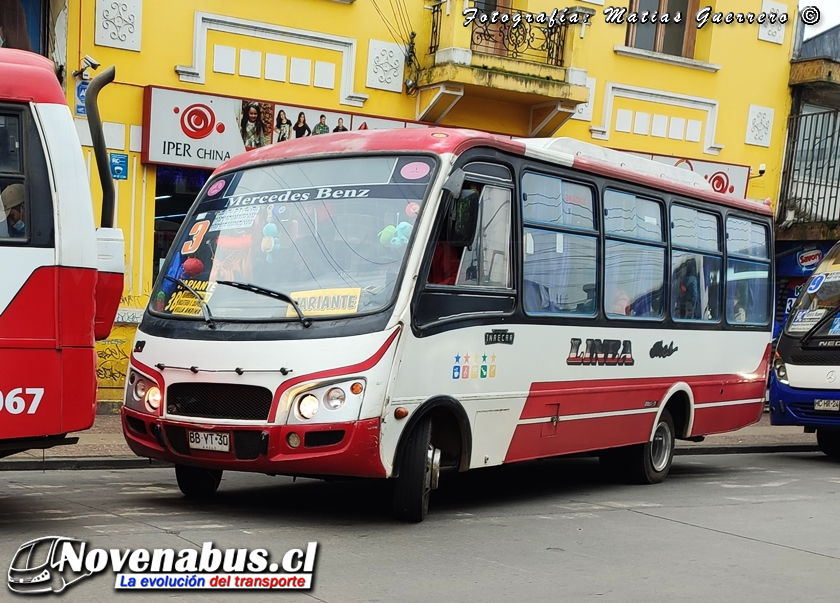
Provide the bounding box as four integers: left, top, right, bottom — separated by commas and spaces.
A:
59, 0, 794, 404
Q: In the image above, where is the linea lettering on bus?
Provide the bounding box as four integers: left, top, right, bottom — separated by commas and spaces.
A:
566, 338, 634, 366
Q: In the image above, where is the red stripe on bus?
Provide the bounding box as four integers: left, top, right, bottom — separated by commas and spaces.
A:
129, 357, 167, 394
268, 328, 401, 418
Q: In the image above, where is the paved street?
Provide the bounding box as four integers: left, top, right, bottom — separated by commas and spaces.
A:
2, 453, 840, 602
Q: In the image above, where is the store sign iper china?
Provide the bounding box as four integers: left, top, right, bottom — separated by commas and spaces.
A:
141, 86, 424, 171
142, 88, 247, 170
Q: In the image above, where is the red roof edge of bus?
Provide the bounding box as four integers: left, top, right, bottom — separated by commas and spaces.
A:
215, 128, 526, 173
0, 49, 65, 105
572, 156, 773, 216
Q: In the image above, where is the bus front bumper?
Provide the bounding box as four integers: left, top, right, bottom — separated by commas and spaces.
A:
769, 377, 840, 428
121, 407, 386, 478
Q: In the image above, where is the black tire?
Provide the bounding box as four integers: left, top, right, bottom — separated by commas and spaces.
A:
625, 409, 675, 484
393, 416, 436, 523
175, 464, 222, 498
816, 429, 840, 459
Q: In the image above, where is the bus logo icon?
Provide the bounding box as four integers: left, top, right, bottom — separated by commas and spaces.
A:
7, 536, 91, 594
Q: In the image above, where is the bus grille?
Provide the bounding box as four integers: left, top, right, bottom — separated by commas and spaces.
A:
234, 431, 265, 460
786, 401, 840, 421
790, 354, 840, 366
305, 430, 346, 448
166, 383, 273, 421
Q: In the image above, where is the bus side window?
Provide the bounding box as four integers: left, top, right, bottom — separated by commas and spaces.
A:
725, 217, 770, 325
427, 183, 512, 289
455, 185, 511, 288
670, 205, 722, 322
0, 114, 26, 241
520, 172, 597, 316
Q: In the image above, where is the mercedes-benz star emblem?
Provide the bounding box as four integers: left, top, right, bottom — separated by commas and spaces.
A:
828, 371, 837, 384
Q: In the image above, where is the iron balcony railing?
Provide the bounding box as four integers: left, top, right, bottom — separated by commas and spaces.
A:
428, 1, 567, 67
780, 109, 840, 225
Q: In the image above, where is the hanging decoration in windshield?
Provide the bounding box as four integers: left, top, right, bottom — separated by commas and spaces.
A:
152, 156, 436, 322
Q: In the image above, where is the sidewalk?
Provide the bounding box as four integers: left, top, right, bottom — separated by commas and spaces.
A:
0, 412, 819, 471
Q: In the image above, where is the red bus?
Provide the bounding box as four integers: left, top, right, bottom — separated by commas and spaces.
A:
122, 128, 772, 521
0, 49, 124, 458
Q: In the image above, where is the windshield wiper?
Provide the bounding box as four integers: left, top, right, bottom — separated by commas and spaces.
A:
163, 276, 216, 329
799, 303, 840, 347
216, 280, 312, 327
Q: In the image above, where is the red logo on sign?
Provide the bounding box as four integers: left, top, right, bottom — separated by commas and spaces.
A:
798, 250, 823, 268
176, 104, 225, 140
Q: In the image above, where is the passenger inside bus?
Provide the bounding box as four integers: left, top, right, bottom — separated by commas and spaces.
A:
1, 182, 25, 238
428, 184, 482, 286
611, 288, 631, 316
429, 241, 464, 285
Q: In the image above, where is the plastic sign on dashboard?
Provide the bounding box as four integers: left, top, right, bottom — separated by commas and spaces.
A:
287, 288, 362, 317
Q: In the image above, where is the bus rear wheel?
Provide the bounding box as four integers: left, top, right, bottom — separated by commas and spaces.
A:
601, 410, 675, 484
628, 409, 675, 484
816, 429, 840, 459
393, 416, 441, 523
175, 464, 222, 498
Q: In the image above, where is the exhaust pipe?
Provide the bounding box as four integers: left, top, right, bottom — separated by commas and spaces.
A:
84, 66, 116, 228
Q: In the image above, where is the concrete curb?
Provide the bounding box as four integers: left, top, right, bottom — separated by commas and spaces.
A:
0, 457, 171, 472
675, 444, 819, 455
0, 445, 822, 471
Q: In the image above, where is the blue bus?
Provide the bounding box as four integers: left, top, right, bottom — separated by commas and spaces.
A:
770, 241, 840, 456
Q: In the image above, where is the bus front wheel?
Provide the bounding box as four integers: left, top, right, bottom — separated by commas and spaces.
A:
393, 416, 441, 523
175, 464, 222, 498
816, 429, 840, 459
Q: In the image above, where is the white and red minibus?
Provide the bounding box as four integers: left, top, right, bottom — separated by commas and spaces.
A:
121, 128, 773, 521
0, 49, 124, 458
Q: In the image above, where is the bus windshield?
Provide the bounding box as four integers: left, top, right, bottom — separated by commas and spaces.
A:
786, 242, 840, 337
150, 155, 436, 322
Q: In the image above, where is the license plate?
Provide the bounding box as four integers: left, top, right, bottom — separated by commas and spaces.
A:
187, 430, 230, 452
815, 400, 840, 412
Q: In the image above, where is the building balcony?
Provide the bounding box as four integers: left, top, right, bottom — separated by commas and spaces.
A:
420, 1, 592, 137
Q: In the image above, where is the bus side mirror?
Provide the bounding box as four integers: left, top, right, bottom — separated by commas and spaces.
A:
442, 168, 466, 198
447, 189, 479, 246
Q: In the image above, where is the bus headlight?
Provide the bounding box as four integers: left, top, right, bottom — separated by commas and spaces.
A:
297, 394, 320, 419
323, 387, 346, 410
145, 387, 162, 412
773, 353, 789, 385
133, 379, 148, 400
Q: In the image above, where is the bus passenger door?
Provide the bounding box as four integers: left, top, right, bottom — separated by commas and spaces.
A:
0, 105, 61, 440
410, 179, 520, 468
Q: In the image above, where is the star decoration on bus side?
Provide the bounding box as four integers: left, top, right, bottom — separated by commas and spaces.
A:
464, 354, 470, 363
455, 354, 461, 363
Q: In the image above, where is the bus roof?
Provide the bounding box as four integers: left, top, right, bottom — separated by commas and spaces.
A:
218, 127, 771, 216
0, 49, 65, 105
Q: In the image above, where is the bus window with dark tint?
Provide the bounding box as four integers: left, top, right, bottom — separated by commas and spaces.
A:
521, 173, 597, 316
604, 190, 664, 319
0, 114, 25, 241
670, 205, 721, 322
725, 217, 770, 325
